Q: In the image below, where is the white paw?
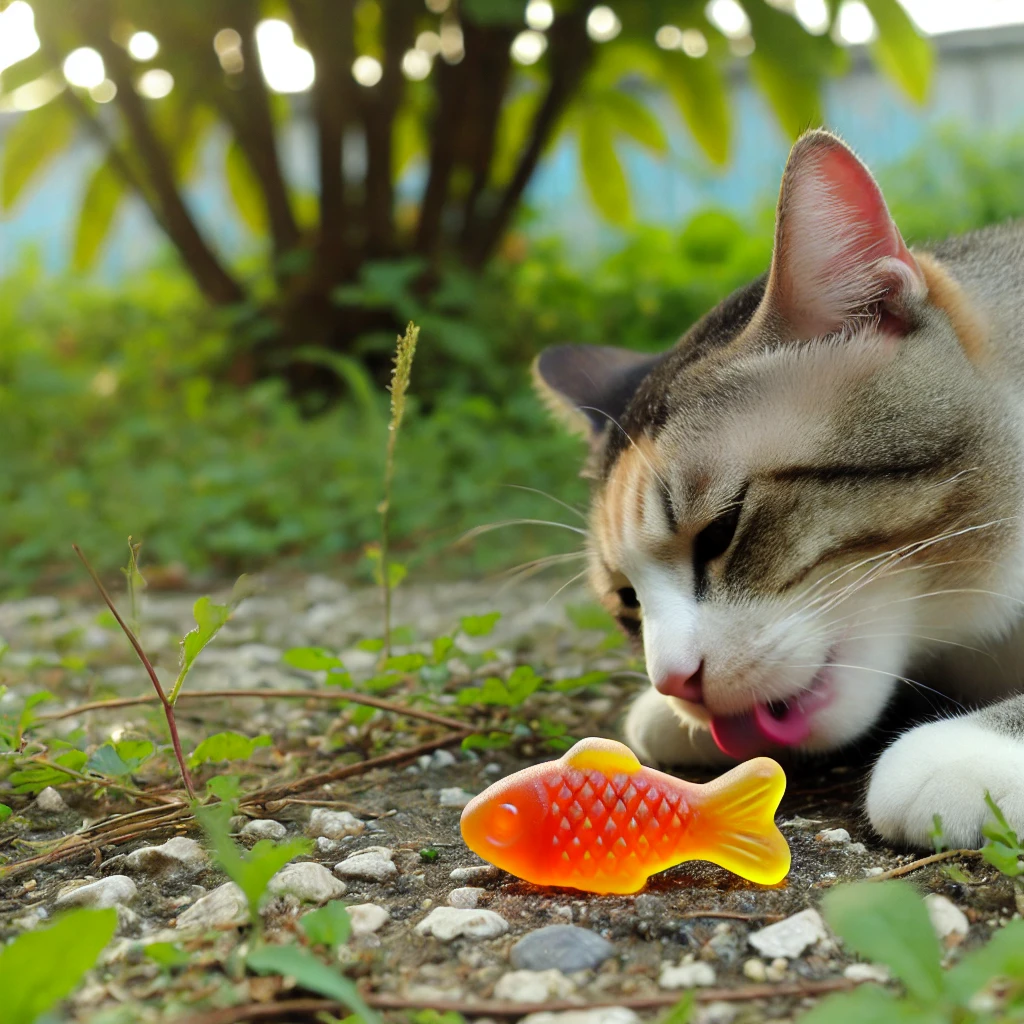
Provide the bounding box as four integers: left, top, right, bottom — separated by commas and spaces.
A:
623, 686, 733, 767
866, 717, 1024, 848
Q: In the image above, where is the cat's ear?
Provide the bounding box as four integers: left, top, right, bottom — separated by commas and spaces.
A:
763, 130, 926, 339
533, 344, 662, 437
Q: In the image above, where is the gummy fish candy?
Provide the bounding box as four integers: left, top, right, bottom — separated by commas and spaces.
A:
460, 737, 790, 894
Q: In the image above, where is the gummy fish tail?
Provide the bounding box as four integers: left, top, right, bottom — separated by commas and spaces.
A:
690, 758, 791, 885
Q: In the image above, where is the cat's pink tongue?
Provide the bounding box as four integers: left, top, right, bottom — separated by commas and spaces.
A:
710, 702, 812, 759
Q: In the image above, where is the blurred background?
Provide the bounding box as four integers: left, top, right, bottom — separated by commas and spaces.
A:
2, 0, 1024, 595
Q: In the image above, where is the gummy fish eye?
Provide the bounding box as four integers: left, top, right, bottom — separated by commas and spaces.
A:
488, 802, 522, 846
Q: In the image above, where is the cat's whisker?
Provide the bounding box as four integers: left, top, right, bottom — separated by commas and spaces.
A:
503, 484, 588, 522
459, 518, 588, 545
494, 550, 587, 581
543, 568, 591, 608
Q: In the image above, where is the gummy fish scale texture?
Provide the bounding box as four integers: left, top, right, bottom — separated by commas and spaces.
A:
542, 767, 692, 883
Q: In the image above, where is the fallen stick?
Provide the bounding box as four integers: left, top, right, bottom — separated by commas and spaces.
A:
40, 687, 470, 732
867, 848, 982, 882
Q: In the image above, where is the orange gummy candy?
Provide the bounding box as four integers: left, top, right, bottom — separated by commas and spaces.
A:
460, 737, 790, 894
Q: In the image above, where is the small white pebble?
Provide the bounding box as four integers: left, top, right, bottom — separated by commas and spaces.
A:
863, 866, 885, 877
816, 827, 851, 844
659, 960, 717, 989
448, 886, 484, 909
439, 787, 473, 808
847, 842, 868, 855
742, 958, 767, 983
843, 962, 890, 983
765, 958, 788, 982
924, 894, 970, 941
347, 903, 390, 937
483, 762, 502, 775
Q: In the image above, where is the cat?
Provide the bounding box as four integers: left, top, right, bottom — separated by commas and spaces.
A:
533, 128, 1024, 851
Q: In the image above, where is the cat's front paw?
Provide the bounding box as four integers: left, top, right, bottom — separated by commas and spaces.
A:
624, 686, 733, 767
866, 718, 1024, 848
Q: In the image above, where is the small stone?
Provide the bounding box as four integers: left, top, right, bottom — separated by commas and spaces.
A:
510, 924, 616, 973
242, 819, 288, 841
430, 749, 457, 769
484, 762, 502, 775
348, 903, 390, 936
308, 809, 365, 840
659, 959, 716, 989
449, 864, 500, 884
268, 862, 347, 903
494, 969, 576, 1003
863, 866, 885, 877
749, 910, 828, 959
125, 837, 208, 876
415, 907, 509, 941
848, 842, 868, 855
316, 837, 344, 856
55, 875, 137, 911
176, 882, 249, 931
844, 962, 891, 983
742, 958, 767, 982
448, 886, 484, 909
695, 1003, 737, 1024
924, 894, 969, 941
520, 1010, 638, 1024
439, 787, 473, 808
34, 787, 67, 813
816, 828, 851, 844
765, 958, 788, 982
334, 847, 397, 882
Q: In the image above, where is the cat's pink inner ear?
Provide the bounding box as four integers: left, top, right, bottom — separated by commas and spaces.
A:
767, 133, 925, 339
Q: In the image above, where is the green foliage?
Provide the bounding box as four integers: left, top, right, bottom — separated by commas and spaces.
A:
170, 595, 232, 703
86, 739, 155, 777
460, 613, 501, 637
10, 749, 87, 793
0, 906, 118, 1024
144, 942, 191, 969
457, 665, 542, 708
0, 803, 11, 821
74, 159, 127, 273
980, 792, 1024, 878
195, 800, 313, 925
801, 880, 1024, 1023
0, 99, 75, 210
246, 944, 380, 1024
189, 731, 271, 767
300, 900, 352, 952
657, 993, 695, 1024
283, 647, 345, 672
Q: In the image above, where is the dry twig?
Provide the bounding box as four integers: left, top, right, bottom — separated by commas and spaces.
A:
867, 848, 982, 882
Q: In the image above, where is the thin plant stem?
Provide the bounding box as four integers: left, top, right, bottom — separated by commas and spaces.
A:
379, 322, 419, 659
72, 544, 197, 801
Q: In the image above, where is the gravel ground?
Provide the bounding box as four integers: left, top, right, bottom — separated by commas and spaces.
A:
1, 574, 1020, 1023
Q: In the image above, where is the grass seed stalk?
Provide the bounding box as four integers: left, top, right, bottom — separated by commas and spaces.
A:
379, 322, 419, 659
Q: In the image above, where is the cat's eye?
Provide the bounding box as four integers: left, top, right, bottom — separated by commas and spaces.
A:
693, 499, 743, 569
617, 586, 640, 609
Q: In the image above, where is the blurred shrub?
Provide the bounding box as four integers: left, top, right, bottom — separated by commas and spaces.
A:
3, 128, 1024, 591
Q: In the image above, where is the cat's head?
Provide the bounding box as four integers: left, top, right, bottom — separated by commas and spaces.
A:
536, 130, 1021, 761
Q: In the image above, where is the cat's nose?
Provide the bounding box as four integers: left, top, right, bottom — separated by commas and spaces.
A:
655, 662, 704, 703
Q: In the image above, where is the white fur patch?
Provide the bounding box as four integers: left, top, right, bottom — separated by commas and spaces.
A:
867, 717, 1024, 847
624, 687, 732, 767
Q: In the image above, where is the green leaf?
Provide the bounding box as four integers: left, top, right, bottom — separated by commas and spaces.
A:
459, 612, 501, 637
196, 802, 313, 920
433, 636, 455, 663
821, 881, 943, 1003
461, 732, 511, 751
657, 991, 695, 1024
946, 918, 1024, 1003
657, 52, 730, 166
797, 984, 941, 1024
73, 159, 126, 272
0, 803, 11, 821
600, 91, 667, 155
87, 739, 154, 777
384, 653, 425, 673
300, 900, 352, 951
246, 943, 381, 1024
1, 99, 75, 211
551, 671, 610, 692
225, 138, 267, 232
178, 595, 232, 682
144, 941, 190, 968
189, 730, 271, 767
0, 907, 117, 1024
283, 647, 344, 672
862, 0, 933, 105
10, 750, 88, 793
578, 108, 631, 226
206, 774, 243, 811
748, 52, 822, 141
356, 638, 385, 653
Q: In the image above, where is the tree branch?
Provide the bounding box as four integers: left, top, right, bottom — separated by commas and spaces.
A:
467, 10, 593, 268
362, 0, 415, 258
217, 0, 301, 258
71, 2, 245, 306
289, 0, 356, 281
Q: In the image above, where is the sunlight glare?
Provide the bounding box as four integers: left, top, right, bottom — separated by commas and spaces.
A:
352, 55, 383, 86
526, 0, 554, 30
255, 18, 315, 93
0, 1, 40, 76
63, 48, 106, 89
586, 6, 621, 41
511, 29, 547, 65
128, 31, 159, 60
836, 0, 876, 44
137, 68, 173, 98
